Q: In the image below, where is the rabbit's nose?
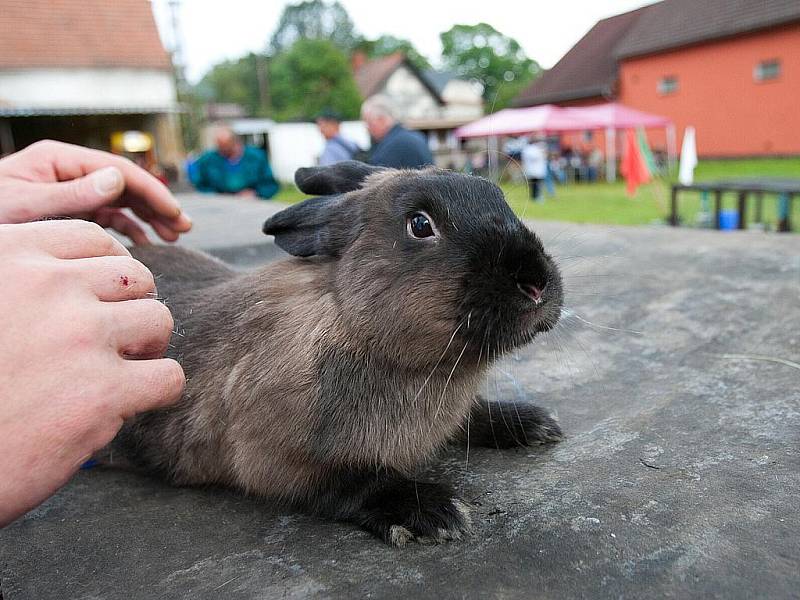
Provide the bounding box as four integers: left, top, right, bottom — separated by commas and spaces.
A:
517, 282, 543, 305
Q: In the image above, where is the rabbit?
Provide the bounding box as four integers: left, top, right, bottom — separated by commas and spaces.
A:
111, 161, 564, 546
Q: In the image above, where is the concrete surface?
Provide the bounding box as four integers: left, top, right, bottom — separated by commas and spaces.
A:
2, 194, 799, 599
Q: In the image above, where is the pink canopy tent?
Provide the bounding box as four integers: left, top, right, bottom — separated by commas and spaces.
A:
562, 103, 672, 130
454, 102, 675, 181
564, 103, 675, 181
454, 104, 591, 139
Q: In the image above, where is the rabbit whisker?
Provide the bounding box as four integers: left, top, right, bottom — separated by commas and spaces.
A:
412, 319, 465, 405
432, 340, 469, 423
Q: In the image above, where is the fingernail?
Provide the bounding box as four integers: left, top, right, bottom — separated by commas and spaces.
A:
92, 167, 123, 196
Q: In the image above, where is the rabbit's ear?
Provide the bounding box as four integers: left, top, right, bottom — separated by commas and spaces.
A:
262, 194, 359, 257
294, 161, 387, 195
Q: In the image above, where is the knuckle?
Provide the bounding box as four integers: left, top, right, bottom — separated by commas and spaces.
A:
72, 219, 105, 237
78, 221, 121, 254
161, 359, 186, 394
142, 298, 174, 332
121, 257, 156, 293
28, 139, 63, 155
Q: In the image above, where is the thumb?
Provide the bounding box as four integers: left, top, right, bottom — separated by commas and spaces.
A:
42, 166, 125, 216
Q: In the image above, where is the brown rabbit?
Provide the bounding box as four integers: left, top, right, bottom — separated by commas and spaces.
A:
112, 161, 564, 546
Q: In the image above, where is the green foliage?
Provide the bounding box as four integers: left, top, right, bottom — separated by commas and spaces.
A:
440, 23, 541, 111
269, 39, 362, 121
197, 53, 267, 117
357, 35, 432, 71
269, 0, 360, 54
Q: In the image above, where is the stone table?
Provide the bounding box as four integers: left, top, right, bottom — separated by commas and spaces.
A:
2, 194, 799, 599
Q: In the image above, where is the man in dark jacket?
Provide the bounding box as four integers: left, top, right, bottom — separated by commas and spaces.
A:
361, 95, 434, 169
189, 124, 279, 199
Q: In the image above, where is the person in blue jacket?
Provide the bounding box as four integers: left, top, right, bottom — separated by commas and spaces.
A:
189, 124, 279, 199
361, 95, 434, 169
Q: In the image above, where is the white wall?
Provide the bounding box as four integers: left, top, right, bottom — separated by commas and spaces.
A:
0, 68, 178, 110
441, 80, 484, 120
266, 121, 370, 183
383, 66, 442, 122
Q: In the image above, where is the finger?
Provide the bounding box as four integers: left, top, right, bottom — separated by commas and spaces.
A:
27, 140, 186, 224
92, 207, 152, 245
118, 358, 185, 417
126, 196, 193, 234
16, 219, 131, 259
71, 255, 156, 302
20, 167, 126, 218
128, 204, 186, 242
18, 140, 191, 232
108, 298, 174, 358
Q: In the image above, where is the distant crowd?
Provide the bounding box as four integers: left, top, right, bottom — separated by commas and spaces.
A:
186, 95, 433, 200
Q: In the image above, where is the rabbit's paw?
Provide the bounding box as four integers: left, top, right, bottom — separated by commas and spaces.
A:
466, 396, 563, 449
357, 480, 471, 547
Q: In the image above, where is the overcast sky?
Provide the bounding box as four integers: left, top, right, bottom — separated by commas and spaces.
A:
152, 0, 653, 84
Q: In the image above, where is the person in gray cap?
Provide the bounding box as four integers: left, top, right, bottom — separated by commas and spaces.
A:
316, 110, 361, 166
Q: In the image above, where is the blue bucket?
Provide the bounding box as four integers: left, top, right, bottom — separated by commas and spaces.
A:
719, 209, 739, 231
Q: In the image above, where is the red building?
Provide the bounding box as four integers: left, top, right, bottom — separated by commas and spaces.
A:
514, 0, 800, 158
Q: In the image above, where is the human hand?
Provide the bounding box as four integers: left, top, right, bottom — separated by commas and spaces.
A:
0, 140, 192, 243
0, 220, 185, 526
236, 188, 257, 198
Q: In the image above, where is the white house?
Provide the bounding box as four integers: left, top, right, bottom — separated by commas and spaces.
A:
0, 0, 182, 170
353, 53, 484, 168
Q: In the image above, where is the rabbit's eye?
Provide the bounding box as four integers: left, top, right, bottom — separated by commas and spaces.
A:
407, 212, 435, 239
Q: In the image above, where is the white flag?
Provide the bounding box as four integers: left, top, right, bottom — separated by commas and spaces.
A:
678, 126, 697, 185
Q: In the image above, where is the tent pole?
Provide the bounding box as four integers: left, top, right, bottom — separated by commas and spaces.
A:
666, 124, 677, 176
605, 127, 616, 182
488, 135, 499, 182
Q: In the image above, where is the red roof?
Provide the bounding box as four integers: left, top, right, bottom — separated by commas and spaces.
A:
354, 52, 406, 98
0, 0, 172, 70
515, 0, 800, 107
513, 7, 646, 107
354, 52, 443, 104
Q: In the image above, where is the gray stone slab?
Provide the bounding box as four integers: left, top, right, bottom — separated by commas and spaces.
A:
2, 197, 799, 599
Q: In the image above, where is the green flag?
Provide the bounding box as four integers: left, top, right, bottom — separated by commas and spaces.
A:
636, 128, 657, 176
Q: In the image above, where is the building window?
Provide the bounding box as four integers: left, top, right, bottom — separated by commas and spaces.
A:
657, 76, 678, 95
754, 60, 781, 82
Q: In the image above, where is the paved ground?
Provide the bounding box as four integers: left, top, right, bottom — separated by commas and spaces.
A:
2, 194, 799, 599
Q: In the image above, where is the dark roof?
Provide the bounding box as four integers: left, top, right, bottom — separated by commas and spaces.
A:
0, 0, 171, 70
513, 7, 646, 107
423, 70, 457, 95
514, 0, 800, 107
355, 53, 443, 104
616, 0, 800, 58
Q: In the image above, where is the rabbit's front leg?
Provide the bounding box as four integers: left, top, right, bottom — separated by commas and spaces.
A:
458, 395, 563, 449
311, 468, 471, 547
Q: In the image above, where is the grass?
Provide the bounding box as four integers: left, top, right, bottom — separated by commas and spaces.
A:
274, 158, 800, 230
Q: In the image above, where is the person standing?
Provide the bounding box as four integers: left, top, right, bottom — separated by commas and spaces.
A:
189, 124, 279, 199
522, 137, 547, 202
316, 110, 361, 166
361, 95, 433, 169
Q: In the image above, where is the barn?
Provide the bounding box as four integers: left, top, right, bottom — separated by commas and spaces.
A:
514, 0, 800, 158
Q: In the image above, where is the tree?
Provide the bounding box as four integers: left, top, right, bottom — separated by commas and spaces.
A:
269, 0, 360, 55
357, 35, 432, 71
440, 23, 541, 111
197, 53, 268, 117
269, 39, 362, 121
